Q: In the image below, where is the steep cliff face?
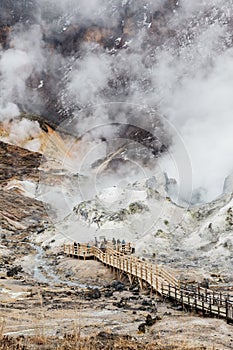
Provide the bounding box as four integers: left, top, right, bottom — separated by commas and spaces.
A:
0, 141, 49, 232
0, 1, 178, 123
1, 1, 233, 129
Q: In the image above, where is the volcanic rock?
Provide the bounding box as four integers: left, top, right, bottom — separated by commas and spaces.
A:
0, 141, 42, 184
0, 189, 48, 232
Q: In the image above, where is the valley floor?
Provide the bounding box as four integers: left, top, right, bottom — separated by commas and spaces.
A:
0, 252, 233, 350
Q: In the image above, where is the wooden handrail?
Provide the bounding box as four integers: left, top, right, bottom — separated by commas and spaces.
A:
63, 242, 233, 324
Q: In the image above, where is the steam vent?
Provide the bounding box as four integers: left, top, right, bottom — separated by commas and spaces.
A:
0, 1, 233, 349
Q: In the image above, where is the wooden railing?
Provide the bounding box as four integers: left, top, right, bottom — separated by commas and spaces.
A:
64, 243, 233, 324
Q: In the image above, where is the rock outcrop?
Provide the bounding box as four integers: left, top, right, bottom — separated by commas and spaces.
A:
0, 189, 48, 232
0, 141, 49, 232
0, 141, 43, 184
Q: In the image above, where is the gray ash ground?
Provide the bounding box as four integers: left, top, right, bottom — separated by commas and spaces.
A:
0, 241, 233, 349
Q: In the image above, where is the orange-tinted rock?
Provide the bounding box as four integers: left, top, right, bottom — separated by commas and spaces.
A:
0, 25, 11, 48
84, 27, 114, 46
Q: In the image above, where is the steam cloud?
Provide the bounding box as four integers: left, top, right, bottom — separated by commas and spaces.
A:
1, 0, 233, 203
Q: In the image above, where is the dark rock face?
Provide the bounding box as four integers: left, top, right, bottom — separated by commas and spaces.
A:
84, 288, 101, 300
0, 25, 11, 48
145, 314, 156, 326
104, 290, 113, 298
6, 265, 23, 277
113, 297, 129, 309
0, 1, 177, 128
138, 313, 160, 333
0, 141, 50, 232
0, 1, 186, 167
1, 1, 233, 165
0, 0, 38, 26
0, 189, 48, 231
111, 280, 126, 292
0, 141, 42, 183
138, 323, 146, 333
0, 140, 48, 231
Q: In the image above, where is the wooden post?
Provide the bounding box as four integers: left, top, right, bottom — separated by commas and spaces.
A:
128, 274, 133, 285
180, 290, 183, 308
156, 264, 158, 294
202, 294, 205, 316
198, 283, 200, 300
226, 298, 229, 323
229, 304, 233, 323
209, 295, 212, 315
150, 265, 153, 297
138, 278, 143, 290
226, 295, 230, 323
194, 292, 197, 312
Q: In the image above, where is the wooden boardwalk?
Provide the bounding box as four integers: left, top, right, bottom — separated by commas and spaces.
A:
64, 242, 233, 324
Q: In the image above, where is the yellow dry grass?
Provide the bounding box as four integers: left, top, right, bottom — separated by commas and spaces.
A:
0, 327, 211, 350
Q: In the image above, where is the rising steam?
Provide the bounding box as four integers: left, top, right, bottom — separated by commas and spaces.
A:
0, 0, 233, 203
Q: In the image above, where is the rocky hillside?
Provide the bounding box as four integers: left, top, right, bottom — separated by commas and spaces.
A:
0, 141, 49, 233
0, 141, 42, 183
0, 189, 47, 232
0, 0, 232, 125
0, 0, 233, 287
0, 0, 178, 124
0, 1, 232, 203
1, 3, 233, 348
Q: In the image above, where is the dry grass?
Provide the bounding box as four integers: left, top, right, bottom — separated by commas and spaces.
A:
0, 331, 209, 350
0, 286, 216, 350
0, 305, 210, 350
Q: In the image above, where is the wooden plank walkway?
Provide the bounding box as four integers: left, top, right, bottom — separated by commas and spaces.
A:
64, 242, 233, 324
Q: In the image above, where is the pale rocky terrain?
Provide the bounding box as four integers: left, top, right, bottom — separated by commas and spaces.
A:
1, 253, 233, 350
0, 130, 233, 349
1, 0, 233, 348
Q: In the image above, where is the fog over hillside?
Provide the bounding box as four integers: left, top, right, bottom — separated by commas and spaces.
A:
0, 0, 233, 203
2, 4, 233, 347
